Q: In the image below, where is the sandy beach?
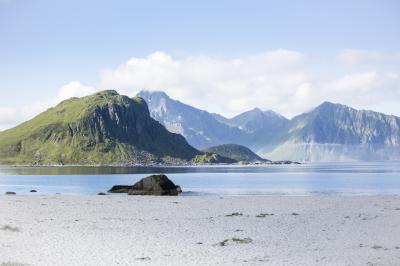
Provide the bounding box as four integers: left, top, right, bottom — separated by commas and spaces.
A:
1, 195, 400, 266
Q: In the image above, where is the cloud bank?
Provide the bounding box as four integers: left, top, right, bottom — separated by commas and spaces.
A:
1, 49, 399, 130
99, 49, 400, 118
0, 81, 95, 131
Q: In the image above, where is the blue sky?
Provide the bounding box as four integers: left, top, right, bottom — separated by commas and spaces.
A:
0, 0, 399, 129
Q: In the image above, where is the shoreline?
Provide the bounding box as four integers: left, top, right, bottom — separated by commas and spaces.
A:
0, 161, 301, 169
1, 195, 400, 265
1, 160, 399, 169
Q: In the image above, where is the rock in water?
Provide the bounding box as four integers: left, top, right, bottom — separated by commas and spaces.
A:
128, 174, 181, 196
5, 191, 16, 195
108, 185, 132, 193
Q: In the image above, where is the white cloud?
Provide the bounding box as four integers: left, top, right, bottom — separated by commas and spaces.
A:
0, 81, 96, 131
99, 50, 400, 118
55, 81, 96, 103
329, 72, 378, 92
337, 49, 383, 65
337, 49, 400, 65
0, 102, 49, 131
0, 107, 18, 125
100, 50, 309, 117
1, 49, 399, 130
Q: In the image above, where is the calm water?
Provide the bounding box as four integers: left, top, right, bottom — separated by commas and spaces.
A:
0, 162, 400, 196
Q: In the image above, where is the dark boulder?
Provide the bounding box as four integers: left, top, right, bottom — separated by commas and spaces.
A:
30, 190, 37, 193
128, 174, 181, 196
5, 191, 16, 195
97, 192, 107, 195
108, 185, 132, 193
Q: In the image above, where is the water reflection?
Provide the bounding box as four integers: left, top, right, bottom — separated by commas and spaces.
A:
1, 161, 400, 175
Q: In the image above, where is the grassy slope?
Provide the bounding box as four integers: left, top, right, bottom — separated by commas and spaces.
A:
0, 91, 199, 165
191, 152, 237, 164
203, 144, 267, 162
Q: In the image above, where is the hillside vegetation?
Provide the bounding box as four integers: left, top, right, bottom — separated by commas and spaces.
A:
0, 90, 200, 165
203, 144, 269, 162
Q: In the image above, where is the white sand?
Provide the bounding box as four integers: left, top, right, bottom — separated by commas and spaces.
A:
1, 195, 400, 266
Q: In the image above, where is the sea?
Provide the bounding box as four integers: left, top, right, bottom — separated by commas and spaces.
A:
0, 162, 400, 196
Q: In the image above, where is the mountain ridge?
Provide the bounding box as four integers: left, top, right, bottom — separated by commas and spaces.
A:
138, 90, 400, 162
137, 90, 245, 149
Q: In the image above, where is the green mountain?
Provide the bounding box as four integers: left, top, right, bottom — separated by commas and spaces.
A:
203, 144, 269, 163
0, 90, 201, 165
192, 152, 237, 164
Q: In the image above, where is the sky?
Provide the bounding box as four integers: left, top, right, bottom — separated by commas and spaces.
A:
0, 0, 399, 130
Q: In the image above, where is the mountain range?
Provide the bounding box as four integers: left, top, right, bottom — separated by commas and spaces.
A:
1, 89, 398, 165
138, 90, 400, 162
0, 90, 269, 166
